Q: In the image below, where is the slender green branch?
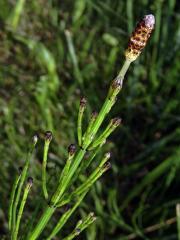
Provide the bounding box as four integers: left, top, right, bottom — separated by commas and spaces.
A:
70, 123, 104, 185
88, 117, 121, 150
62, 212, 96, 240
59, 144, 76, 184
29, 207, 56, 240
73, 162, 111, 197
12, 135, 38, 236
79, 140, 106, 174
82, 111, 98, 144
47, 191, 88, 240
42, 132, 52, 200
13, 177, 33, 240
52, 144, 76, 202
77, 97, 87, 146
8, 169, 22, 231
56, 152, 111, 208
24, 200, 42, 239
51, 149, 86, 206
73, 153, 111, 197
59, 140, 105, 194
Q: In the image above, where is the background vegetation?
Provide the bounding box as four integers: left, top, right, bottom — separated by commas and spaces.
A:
0, 0, 180, 239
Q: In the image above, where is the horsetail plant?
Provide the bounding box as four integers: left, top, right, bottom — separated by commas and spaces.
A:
8, 14, 155, 239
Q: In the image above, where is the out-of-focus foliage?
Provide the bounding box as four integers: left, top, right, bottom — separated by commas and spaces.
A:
0, 0, 180, 239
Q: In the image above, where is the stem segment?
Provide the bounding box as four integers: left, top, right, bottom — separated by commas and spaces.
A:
77, 98, 87, 146
42, 141, 50, 200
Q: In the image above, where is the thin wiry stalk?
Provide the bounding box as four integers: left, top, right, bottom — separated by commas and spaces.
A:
82, 111, 97, 143
42, 132, 52, 200
11, 136, 37, 237
78, 140, 106, 175
47, 191, 88, 240
8, 171, 22, 231
58, 145, 76, 186
88, 117, 121, 150
56, 152, 110, 208
77, 97, 87, 146
62, 213, 96, 240
13, 178, 33, 240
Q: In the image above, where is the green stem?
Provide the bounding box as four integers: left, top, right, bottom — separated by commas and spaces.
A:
58, 153, 74, 188
82, 60, 130, 149
51, 149, 86, 205
77, 99, 86, 146
57, 153, 110, 207
117, 58, 131, 79
12, 154, 32, 235
62, 212, 96, 240
42, 142, 50, 200
77, 110, 83, 146
82, 112, 97, 144
74, 153, 110, 196
12, 137, 37, 238
80, 141, 105, 173
29, 207, 55, 240
82, 97, 111, 148
88, 118, 121, 150
8, 173, 21, 231
47, 192, 87, 240
13, 181, 32, 240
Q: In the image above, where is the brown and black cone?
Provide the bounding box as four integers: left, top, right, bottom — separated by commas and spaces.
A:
125, 14, 155, 62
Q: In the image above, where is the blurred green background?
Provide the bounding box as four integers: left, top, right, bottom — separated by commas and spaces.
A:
0, 0, 180, 239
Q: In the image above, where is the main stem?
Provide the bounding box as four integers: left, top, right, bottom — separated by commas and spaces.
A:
28, 207, 55, 240
28, 59, 131, 240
